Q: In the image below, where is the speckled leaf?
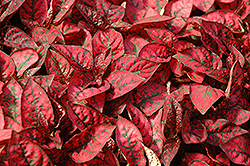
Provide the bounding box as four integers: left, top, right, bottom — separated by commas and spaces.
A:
139, 43, 171, 63
127, 103, 153, 147
190, 84, 224, 115
148, 63, 171, 84
31, 27, 56, 45
206, 68, 229, 83
19, 0, 47, 28
148, 109, 164, 157
110, 56, 159, 84
204, 119, 248, 146
202, 10, 244, 33
229, 45, 245, 67
0, 0, 25, 23
64, 123, 115, 163
182, 111, 208, 144
116, 116, 146, 166
52, 0, 75, 25
193, 0, 215, 12
93, 49, 112, 77
185, 153, 212, 165
221, 134, 250, 165
106, 71, 144, 100
161, 137, 181, 166
142, 143, 161, 166
30, 75, 54, 92
10, 48, 39, 77
132, 82, 167, 116
45, 49, 73, 82
0, 26, 37, 49
21, 78, 54, 129
86, 93, 105, 112
66, 101, 113, 131
0, 50, 15, 81
124, 34, 149, 56
143, 0, 168, 13
51, 44, 93, 71
103, 94, 128, 117
123, 1, 147, 23
0, 77, 23, 131
173, 47, 222, 74
48, 25, 65, 44
92, 29, 124, 60
145, 28, 177, 46
164, 0, 193, 17
164, 17, 186, 34
8, 131, 53, 166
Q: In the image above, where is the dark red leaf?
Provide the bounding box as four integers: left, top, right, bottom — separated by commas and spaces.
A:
19, 0, 48, 28
164, 17, 186, 34
127, 103, 153, 147
116, 116, 146, 166
86, 93, 105, 112
0, 26, 37, 49
185, 153, 212, 165
221, 134, 250, 165
206, 68, 229, 83
0, 50, 15, 81
148, 63, 171, 84
64, 123, 115, 163
106, 71, 144, 100
52, 44, 93, 71
103, 94, 128, 117
10, 48, 39, 77
92, 29, 124, 60
66, 100, 112, 131
139, 43, 171, 63
8, 131, 53, 166
131, 81, 168, 116
52, 0, 75, 25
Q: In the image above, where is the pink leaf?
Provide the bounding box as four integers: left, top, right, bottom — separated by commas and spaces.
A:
0, 50, 15, 81
164, 0, 193, 17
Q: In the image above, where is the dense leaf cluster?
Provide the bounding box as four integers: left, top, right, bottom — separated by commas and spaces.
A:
0, 0, 250, 165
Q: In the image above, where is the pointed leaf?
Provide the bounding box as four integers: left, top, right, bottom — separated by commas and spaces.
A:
0, 50, 15, 81
21, 79, 54, 129
173, 46, 222, 74
64, 123, 115, 163
30, 27, 57, 45
127, 103, 153, 147
132, 81, 168, 116
139, 43, 171, 63
0, 0, 25, 23
124, 34, 149, 56
66, 101, 112, 131
193, 0, 215, 12
116, 116, 146, 166
19, 0, 48, 28
221, 134, 250, 165
0, 26, 37, 49
190, 84, 224, 115
142, 143, 161, 166
206, 68, 229, 83
164, 0, 193, 17
52, 44, 93, 71
52, 0, 75, 24
106, 71, 144, 100
10, 48, 39, 77
8, 131, 53, 166
185, 153, 212, 165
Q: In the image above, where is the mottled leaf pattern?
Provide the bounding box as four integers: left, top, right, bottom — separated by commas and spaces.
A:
0, 50, 15, 81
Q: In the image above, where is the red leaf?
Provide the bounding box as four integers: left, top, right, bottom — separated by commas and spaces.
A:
164, 0, 193, 17
10, 48, 39, 77
131, 81, 168, 116
66, 101, 112, 131
0, 50, 15, 81
110, 56, 159, 84
148, 109, 165, 157
0, 77, 23, 131
0, 106, 4, 129
0, 129, 12, 142
139, 43, 171, 63
206, 68, 229, 83
93, 49, 112, 77
52, 0, 75, 25
19, 0, 48, 28
221, 134, 250, 165
86, 93, 105, 112
161, 137, 181, 166
0, 26, 37, 49
92, 29, 124, 60
8, 131, 53, 166
173, 46, 222, 74
185, 153, 212, 165
116, 116, 146, 166
143, 0, 168, 13
229, 45, 245, 67
124, 34, 149, 56
190, 84, 224, 115
123, 1, 147, 23
64, 123, 115, 163
21, 78, 54, 129
127, 103, 153, 147
31, 27, 57, 45
106, 71, 144, 100
182, 111, 208, 144
148, 63, 171, 84
193, 0, 215, 12
145, 28, 177, 46
103, 94, 128, 117
164, 17, 186, 34
203, 119, 248, 146
0, 0, 25, 23
51, 44, 93, 71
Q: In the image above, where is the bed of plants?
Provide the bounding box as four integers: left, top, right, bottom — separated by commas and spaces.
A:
0, 0, 250, 165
